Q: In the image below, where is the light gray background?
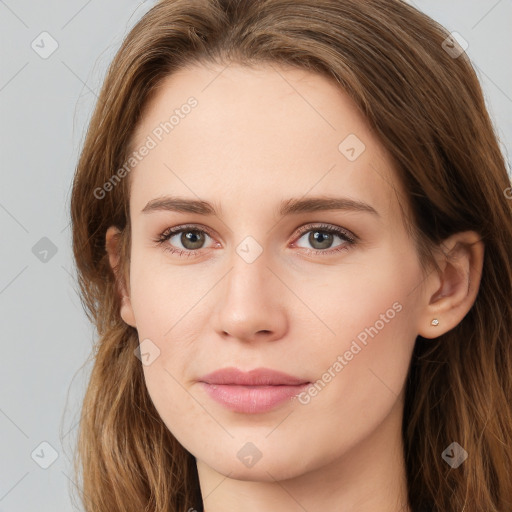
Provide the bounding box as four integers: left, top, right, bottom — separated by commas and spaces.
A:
0, 1, 511, 510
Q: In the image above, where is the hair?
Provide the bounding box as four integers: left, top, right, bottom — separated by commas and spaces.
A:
69, 0, 512, 511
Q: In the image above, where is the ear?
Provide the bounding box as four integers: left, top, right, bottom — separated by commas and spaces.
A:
105, 226, 136, 328
417, 231, 484, 339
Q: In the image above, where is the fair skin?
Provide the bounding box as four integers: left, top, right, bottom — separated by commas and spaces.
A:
106, 63, 484, 512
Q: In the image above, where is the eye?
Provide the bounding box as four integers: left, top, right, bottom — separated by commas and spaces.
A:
155, 223, 357, 257
292, 223, 356, 255
155, 224, 215, 257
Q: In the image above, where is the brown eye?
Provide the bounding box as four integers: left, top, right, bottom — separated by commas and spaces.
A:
294, 224, 355, 254
306, 230, 336, 250
177, 230, 207, 250
157, 226, 214, 255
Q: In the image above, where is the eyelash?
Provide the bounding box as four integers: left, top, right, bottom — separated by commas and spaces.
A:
154, 223, 357, 258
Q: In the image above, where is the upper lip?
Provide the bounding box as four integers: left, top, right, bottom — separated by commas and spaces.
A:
199, 367, 310, 386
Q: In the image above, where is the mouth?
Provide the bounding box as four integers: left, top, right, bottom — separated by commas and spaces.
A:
198, 367, 311, 414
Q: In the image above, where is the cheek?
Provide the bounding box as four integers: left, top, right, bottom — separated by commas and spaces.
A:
281, 264, 419, 470
129, 261, 208, 448
128, 248, 203, 338
127, 251, 214, 394
305, 246, 420, 412
142, 361, 214, 458
300, 245, 417, 377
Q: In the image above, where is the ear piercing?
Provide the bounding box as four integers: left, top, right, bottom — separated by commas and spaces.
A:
431, 318, 439, 326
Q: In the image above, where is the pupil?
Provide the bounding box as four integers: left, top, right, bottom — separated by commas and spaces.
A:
310, 231, 332, 249
182, 230, 204, 249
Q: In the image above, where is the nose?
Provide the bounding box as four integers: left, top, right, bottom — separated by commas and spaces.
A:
211, 250, 289, 344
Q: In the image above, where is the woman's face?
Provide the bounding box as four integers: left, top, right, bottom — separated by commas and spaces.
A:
115, 63, 433, 481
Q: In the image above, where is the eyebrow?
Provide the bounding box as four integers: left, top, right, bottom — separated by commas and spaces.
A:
141, 195, 379, 217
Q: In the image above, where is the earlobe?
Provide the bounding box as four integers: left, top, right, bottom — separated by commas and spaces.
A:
417, 231, 484, 339
105, 226, 137, 328
119, 295, 137, 328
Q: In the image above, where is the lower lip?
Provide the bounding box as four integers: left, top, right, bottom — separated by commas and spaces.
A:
199, 382, 310, 413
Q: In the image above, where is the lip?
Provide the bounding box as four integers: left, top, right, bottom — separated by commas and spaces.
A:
198, 367, 311, 414
200, 367, 309, 386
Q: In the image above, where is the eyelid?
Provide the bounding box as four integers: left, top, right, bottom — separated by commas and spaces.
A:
157, 223, 219, 250
293, 222, 357, 243
156, 222, 357, 256
159, 223, 216, 239
159, 222, 356, 240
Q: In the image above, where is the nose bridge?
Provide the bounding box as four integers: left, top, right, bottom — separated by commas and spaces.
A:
225, 237, 273, 301
212, 233, 288, 341
221, 214, 273, 287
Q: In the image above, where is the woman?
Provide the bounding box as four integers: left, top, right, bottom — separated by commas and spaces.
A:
70, 0, 512, 511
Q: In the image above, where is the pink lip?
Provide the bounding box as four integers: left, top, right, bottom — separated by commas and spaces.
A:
198, 367, 310, 413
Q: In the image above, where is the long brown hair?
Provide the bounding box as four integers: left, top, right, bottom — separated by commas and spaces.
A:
69, 1, 512, 511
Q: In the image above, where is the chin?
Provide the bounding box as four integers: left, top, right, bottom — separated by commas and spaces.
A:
204, 451, 310, 482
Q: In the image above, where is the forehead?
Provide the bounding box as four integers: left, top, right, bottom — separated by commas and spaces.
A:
128, 63, 407, 224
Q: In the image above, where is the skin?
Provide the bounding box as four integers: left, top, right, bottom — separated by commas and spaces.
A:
106, 62, 484, 512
